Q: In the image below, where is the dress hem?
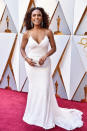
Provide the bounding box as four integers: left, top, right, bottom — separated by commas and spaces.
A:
23, 117, 55, 129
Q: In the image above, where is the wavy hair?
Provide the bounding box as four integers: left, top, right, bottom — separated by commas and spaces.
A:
24, 7, 50, 30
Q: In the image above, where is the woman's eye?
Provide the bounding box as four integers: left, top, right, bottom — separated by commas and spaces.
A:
32, 14, 36, 17
38, 14, 42, 16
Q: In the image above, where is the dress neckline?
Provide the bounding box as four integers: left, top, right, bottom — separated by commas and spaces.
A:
29, 35, 49, 46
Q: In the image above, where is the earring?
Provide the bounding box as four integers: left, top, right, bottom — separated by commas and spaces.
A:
31, 21, 34, 27
41, 21, 43, 27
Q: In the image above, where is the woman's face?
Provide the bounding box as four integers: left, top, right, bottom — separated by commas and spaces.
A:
31, 9, 43, 26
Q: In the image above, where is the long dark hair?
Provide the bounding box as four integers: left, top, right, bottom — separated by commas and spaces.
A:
24, 7, 50, 30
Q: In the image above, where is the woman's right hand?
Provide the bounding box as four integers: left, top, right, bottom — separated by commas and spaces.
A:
26, 58, 36, 66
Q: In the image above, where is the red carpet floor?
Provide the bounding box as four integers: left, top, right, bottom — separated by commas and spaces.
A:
0, 88, 87, 131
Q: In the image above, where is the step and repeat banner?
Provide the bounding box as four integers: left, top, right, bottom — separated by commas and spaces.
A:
0, 0, 87, 102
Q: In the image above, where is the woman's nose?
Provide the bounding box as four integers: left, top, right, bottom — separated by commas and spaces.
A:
36, 16, 38, 19
35, 15, 38, 19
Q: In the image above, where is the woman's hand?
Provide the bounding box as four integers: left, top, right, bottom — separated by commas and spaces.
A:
26, 58, 36, 66
39, 55, 47, 65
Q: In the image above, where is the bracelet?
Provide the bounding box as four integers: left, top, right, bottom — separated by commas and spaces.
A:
24, 56, 28, 60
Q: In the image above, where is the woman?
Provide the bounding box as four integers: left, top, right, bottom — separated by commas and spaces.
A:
20, 7, 83, 130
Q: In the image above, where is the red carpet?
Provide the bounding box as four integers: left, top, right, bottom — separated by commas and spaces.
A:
0, 88, 87, 131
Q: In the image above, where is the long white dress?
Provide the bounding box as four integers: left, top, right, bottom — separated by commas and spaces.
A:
23, 35, 83, 130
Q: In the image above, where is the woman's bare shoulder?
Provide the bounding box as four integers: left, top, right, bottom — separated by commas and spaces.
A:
45, 29, 53, 37
23, 30, 30, 38
23, 30, 32, 39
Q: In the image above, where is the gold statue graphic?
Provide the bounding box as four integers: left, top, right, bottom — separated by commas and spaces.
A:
55, 81, 60, 98
5, 75, 11, 90
81, 85, 87, 102
54, 16, 63, 35
5, 16, 11, 33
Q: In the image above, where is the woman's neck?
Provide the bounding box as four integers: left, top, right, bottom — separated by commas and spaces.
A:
33, 25, 42, 30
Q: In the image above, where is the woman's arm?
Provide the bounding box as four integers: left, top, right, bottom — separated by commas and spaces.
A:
20, 31, 36, 66
20, 31, 28, 59
46, 29, 56, 57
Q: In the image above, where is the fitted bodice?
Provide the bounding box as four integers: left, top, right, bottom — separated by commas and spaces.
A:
25, 35, 50, 66
25, 35, 49, 57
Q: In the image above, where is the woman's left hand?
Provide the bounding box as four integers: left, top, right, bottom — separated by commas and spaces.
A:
39, 55, 47, 65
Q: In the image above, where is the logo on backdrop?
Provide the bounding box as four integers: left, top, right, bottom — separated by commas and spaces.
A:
78, 38, 87, 48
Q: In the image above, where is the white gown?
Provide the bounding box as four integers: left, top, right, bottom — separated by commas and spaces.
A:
23, 35, 83, 130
